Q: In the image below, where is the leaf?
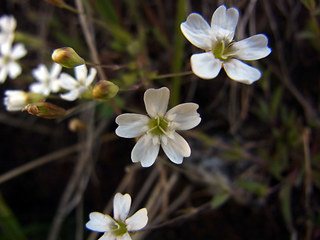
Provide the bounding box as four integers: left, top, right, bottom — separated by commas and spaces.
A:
211, 190, 230, 208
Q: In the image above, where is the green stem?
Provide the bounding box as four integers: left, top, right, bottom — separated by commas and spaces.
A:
152, 71, 193, 80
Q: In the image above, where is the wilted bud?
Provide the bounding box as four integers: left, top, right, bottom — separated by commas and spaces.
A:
52, 47, 85, 68
92, 80, 119, 100
68, 118, 87, 132
23, 102, 67, 119
4, 90, 46, 111
44, 0, 66, 7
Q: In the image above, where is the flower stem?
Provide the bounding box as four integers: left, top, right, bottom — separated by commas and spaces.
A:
152, 71, 192, 80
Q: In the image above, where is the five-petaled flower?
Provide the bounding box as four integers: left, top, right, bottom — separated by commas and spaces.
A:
29, 63, 62, 96
115, 87, 201, 167
86, 193, 148, 240
181, 5, 271, 84
0, 40, 27, 83
59, 64, 97, 101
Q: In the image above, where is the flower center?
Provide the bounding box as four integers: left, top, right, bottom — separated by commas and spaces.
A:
212, 40, 234, 61
111, 221, 128, 237
148, 116, 169, 136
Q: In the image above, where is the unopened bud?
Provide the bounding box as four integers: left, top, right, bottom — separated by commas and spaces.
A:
44, 0, 66, 7
68, 118, 87, 132
4, 90, 46, 111
23, 102, 67, 119
52, 47, 85, 68
92, 80, 119, 100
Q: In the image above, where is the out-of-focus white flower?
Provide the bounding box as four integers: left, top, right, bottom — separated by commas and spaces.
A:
180, 5, 271, 84
29, 63, 62, 96
115, 87, 201, 167
0, 15, 17, 43
86, 193, 148, 240
4, 90, 44, 111
59, 64, 97, 101
0, 41, 27, 83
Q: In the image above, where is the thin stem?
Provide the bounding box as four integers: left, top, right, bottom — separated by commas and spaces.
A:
152, 71, 193, 80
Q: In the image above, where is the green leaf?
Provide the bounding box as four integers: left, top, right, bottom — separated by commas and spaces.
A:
237, 179, 268, 196
211, 190, 230, 208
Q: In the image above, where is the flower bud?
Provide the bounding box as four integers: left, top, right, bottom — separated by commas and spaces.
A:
22, 102, 67, 119
44, 0, 66, 7
92, 80, 119, 100
52, 47, 85, 68
68, 118, 87, 132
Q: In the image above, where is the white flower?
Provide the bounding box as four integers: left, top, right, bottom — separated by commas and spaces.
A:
0, 15, 17, 43
180, 5, 271, 84
115, 87, 201, 167
4, 90, 28, 111
0, 40, 27, 83
4, 90, 45, 111
29, 63, 62, 96
86, 193, 148, 240
59, 64, 97, 101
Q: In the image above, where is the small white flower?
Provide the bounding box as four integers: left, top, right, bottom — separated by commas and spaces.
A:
4, 90, 28, 111
0, 15, 17, 43
181, 5, 271, 84
59, 64, 97, 101
0, 40, 27, 83
29, 63, 62, 96
115, 87, 201, 167
86, 193, 148, 240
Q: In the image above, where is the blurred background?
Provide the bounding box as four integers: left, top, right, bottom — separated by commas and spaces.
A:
0, 0, 319, 239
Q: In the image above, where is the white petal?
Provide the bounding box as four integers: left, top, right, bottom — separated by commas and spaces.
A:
32, 64, 49, 82
86, 212, 115, 232
85, 67, 97, 86
0, 15, 16, 32
74, 64, 87, 82
131, 134, 160, 167
50, 63, 62, 78
211, 5, 239, 42
115, 113, 150, 138
60, 90, 80, 101
161, 132, 191, 164
223, 59, 261, 84
190, 52, 222, 79
0, 66, 8, 83
59, 73, 78, 90
1, 41, 11, 56
29, 83, 49, 96
231, 34, 271, 60
126, 208, 148, 231
113, 193, 131, 222
144, 87, 169, 118
166, 103, 201, 130
11, 43, 27, 59
180, 13, 212, 50
7, 61, 22, 79
98, 233, 118, 240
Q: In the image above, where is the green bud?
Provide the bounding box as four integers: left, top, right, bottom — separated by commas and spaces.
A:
23, 102, 67, 119
92, 80, 119, 100
51, 47, 85, 68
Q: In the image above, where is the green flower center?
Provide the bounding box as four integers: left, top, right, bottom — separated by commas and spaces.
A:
148, 116, 169, 136
212, 40, 234, 61
111, 221, 128, 237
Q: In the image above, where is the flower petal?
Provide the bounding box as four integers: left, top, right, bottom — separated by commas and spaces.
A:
190, 52, 222, 79
86, 212, 115, 232
59, 73, 78, 90
117, 233, 132, 240
29, 83, 49, 96
98, 232, 118, 240
11, 43, 27, 59
223, 59, 261, 84
7, 61, 22, 79
60, 89, 80, 101
180, 13, 212, 50
144, 87, 169, 118
211, 5, 239, 42
166, 103, 201, 130
115, 113, 150, 138
32, 64, 49, 82
0, 66, 8, 83
231, 34, 271, 60
50, 63, 62, 78
86, 67, 97, 86
113, 193, 131, 221
74, 64, 87, 82
161, 132, 191, 164
131, 134, 160, 167
126, 208, 148, 231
